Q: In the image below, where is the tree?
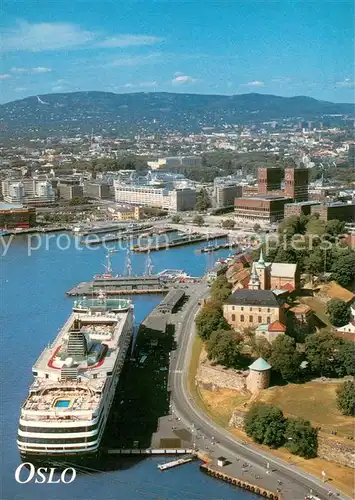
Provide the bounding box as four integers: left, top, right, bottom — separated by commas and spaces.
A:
326, 298, 350, 327
336, 381, 355, 416
331, 252, 355, 288
269, 335, 301, 381
206, 329, 243, 367
195, 301, 229, 341
253, 223, 261, 233
221, 219, 235, 229
278, 216, 301, 239
274, 247, 298, 264
305, 331, 342, 377
285, 418, 318, 458
171, 214, 182, 223
253, 337, 272, 359
304, 247, 327, 275
195, 189, 211, 212
306, 215, 327, 236
193, 215, 205, 226
69, 196, 88, 205
210, 274, 232, 302
326, 219, 345, 236
244, 403, 286, 448
334, 341, 355, 376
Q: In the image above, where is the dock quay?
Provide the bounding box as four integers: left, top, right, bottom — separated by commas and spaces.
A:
5, 225, 69, 235
107, 448, 194, 456
80, 226, 175, 245
158, 454, 196, 470
75, 223, 153, 237
199, 241, 240, 253
66, 276, 171, 296
81, 226, 155, 245
200, 463, 281, 500
132, 233, 228, 253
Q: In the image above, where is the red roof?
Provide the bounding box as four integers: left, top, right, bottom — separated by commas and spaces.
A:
280, 282, 295, 292
268, 320, 287, 333
238, 254, 253, 265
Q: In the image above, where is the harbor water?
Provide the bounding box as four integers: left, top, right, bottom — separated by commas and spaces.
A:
0, 233, 256, 500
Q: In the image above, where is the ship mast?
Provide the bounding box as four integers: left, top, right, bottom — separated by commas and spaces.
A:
102, 252, 113, 274
124, 248, 132, 277
144, 249, 153, 276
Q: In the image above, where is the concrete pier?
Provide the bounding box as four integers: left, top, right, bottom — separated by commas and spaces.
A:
200, 463, 281, 499
132, 233, 227, 253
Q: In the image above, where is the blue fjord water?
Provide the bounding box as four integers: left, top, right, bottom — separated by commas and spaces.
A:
0, 234, 255, 500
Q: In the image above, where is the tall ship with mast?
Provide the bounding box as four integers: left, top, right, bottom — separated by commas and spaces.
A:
17, 293, 134, 458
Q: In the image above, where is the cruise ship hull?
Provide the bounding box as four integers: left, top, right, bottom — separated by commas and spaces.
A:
18, 298, 133, 460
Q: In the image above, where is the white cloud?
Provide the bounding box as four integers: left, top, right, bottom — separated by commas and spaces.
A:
242, 81, 265, 87
108, 53, 161, 67
2, 20, 163, 54
172, 74, 197, 85
336, 78, 354, 88
122, 81, 158, 88
2, 21, 94, 52
10, 66, 52, 74
10, 67, 27, 73
0, 74, 10, 80
271, 77, 292, 84
97, 35, 163, 48
32, 66, 52, 73
14, 87, 27, 92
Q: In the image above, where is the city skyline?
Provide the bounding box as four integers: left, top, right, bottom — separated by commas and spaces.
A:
0, 0, 354, 104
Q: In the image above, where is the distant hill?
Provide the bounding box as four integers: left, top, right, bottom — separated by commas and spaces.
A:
0, 91, 353, 137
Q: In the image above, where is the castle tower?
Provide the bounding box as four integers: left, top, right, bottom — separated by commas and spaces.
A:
246, 357, 271, 393
248, 262, 260, 290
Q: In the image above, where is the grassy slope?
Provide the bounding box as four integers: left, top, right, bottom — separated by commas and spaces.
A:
188, 333, 354, 496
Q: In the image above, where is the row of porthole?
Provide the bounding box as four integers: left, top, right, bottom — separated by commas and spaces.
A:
201, 466, 277, 499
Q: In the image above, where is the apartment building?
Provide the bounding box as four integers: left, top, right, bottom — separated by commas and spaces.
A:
2, 179, 55, 205
214, 184, 243, 208
113, 182, 196, 212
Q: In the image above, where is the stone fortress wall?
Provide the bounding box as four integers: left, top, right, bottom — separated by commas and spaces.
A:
196, 350, 354, 469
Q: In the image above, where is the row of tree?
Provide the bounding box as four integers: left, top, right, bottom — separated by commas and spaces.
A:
336, 380, 355, 416
326, 298, 351, 327
195, 188, 211, 212
245, 403, 318, 458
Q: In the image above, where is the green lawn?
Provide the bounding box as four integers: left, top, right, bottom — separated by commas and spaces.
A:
256, 380, 354, 438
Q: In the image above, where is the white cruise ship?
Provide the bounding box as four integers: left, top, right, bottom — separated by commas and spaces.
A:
17, 294, 133, 457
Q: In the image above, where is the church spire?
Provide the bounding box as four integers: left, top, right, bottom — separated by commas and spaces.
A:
257, 248, 265, 268
248, 262, 260, 290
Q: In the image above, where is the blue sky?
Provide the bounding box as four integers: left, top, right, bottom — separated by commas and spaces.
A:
1, 0, 354, 103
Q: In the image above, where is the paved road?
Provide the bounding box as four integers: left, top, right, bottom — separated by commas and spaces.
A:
171, 290, 350, 500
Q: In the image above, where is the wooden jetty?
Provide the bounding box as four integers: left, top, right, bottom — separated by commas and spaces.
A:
158, 454, 195, 471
